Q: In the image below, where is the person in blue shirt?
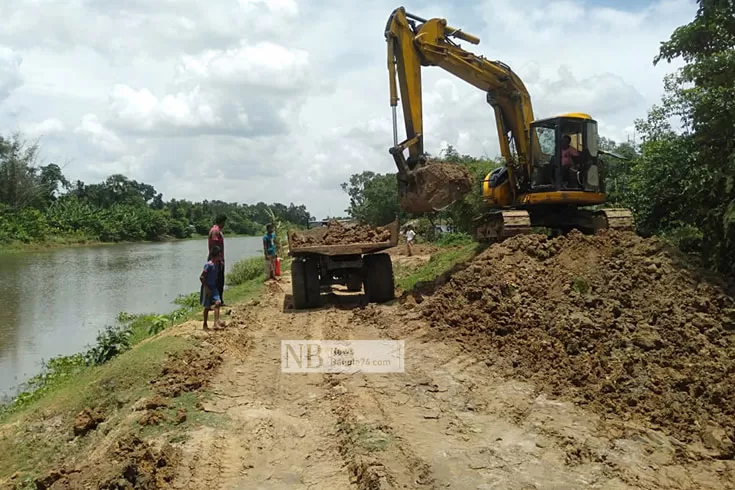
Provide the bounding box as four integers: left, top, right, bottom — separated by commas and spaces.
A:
200, 245, 224, 330
263, 224, 278, 282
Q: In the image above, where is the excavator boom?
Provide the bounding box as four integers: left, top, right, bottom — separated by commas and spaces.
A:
385, 7, 535, 212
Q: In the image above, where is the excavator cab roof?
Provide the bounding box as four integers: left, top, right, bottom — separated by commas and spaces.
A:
531, 113, 594, 126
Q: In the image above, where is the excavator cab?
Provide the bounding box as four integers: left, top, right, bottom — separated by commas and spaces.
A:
527, 114, 605, 202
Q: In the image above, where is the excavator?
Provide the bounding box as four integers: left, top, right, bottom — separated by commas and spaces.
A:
385, 7, 635, 239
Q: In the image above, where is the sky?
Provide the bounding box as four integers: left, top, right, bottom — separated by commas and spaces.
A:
0, 0, 695, 219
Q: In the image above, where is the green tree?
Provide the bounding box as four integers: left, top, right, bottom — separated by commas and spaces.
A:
647, 0, 735, 272
341, 171, 406, 226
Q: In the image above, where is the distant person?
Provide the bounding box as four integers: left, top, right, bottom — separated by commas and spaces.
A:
405, 225, 416, 256
263, 224, 278, 282
200, 245, 224, 330
208, 214, 227, 305
560, 135, 580, 189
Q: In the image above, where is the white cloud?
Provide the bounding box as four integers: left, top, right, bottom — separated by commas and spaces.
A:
74, 114, 126, 155
19, 118, 64, 138
0, 0, 696, 218
0, 46, 23, 103
175, 41, 311, 92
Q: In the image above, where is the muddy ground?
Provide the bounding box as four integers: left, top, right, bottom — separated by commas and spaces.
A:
290, 220, 392, 247
16, 234, 735, 489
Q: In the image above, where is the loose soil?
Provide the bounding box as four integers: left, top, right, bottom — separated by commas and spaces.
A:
36, 435, 179, 489
423, 230, 735, 459
400, 162, 474, 213
290, 220, 392, 247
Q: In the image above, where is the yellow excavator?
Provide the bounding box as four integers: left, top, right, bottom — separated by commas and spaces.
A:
385, 7, 635, 239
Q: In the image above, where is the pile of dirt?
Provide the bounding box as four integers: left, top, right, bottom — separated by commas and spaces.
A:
290, 220, 392, 247
35, 434, 180, 489
399, 162, 474, 214
422, 229, 735, 457
151, 348, 222, 398
72, 407, 105, 437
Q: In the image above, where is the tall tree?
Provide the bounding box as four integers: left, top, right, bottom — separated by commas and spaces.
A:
651, 0, 735, 272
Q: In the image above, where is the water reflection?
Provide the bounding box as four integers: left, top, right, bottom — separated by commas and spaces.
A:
0, 236, 262, 398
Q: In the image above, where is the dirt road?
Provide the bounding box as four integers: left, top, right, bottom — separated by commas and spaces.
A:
166, 265, 732, 489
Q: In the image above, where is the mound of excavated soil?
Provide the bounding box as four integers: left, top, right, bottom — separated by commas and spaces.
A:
290, 220, 391, 247
422, 230, 735, 457
151, 348, 222, 398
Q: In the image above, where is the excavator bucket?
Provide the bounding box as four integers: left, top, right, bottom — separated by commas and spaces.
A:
398, 162, 474, 213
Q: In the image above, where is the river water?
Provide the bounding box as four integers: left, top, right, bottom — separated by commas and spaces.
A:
0, 236, 263, 399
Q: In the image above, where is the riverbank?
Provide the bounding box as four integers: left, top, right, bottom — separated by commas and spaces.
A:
0, 244, 470, 488
0, 232, 262, 255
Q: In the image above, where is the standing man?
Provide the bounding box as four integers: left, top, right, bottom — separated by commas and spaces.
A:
405, 225, 416, 257
209, 214, 227, 306
263, 224, 278, 282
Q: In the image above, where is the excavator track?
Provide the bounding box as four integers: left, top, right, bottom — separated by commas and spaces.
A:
474, 210, 532, 242
594, 208, 636, 232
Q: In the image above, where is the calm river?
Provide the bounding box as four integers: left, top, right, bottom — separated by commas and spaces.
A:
0, 236, 263, 399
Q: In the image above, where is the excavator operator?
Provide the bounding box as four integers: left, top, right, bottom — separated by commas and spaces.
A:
560, 135, 580, 189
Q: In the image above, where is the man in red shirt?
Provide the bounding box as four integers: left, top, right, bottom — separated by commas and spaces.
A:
208, 214, 227, 305
560, 135, 580, 189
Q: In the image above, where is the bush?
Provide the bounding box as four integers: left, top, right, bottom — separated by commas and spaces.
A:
84, 324, 133, 366
434, 232, 474, 246
226, 256, 263, 286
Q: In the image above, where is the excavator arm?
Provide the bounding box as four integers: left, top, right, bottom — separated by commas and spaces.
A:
385, 7, 536, 211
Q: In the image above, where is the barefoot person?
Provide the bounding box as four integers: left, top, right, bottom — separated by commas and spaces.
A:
263, 224, 278, 282
200, 245, 224, 330
208, 214, 227, 306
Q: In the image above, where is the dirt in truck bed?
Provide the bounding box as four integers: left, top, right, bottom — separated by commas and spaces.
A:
290, 219, 392, 247
422, 229, 735, 458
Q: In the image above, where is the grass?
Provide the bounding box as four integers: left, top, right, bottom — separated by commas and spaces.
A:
395, 243, 480, 292
0, 254, 272, 486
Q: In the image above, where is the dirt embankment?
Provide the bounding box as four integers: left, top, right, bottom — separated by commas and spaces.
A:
35, 349, 222, 490
422, 229, 735, 458
290, 220, 391, 246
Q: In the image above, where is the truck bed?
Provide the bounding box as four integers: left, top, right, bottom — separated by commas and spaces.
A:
287, 220, 399, 256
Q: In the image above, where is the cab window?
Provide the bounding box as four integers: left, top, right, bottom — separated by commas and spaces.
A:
532, 124, 555, 165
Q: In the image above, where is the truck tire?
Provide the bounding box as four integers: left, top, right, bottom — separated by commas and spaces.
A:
304, 257, 321, 308
346, 272, 363, 292
291, 259, 309, 309
363, 253, 394, 303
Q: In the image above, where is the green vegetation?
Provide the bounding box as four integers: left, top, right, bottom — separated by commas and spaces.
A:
395, 243, 479, 292
342, 2, 735, 277
0, 133, 312, 248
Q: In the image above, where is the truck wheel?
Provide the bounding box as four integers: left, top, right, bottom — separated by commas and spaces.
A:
304, 257, 321, 308
363, 253, 394, 303
346, 272, 363, 292
291, 259, 309, 309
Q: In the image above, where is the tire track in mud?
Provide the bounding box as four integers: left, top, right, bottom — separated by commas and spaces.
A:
320, 307, 438, 489
174, 281, 352, 490
173, 272, 733, 490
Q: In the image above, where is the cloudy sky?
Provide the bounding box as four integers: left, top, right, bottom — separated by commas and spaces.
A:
0, 0, 694, 219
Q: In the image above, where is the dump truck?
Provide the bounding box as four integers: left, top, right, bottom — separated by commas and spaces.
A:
287, 220, 399, 309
